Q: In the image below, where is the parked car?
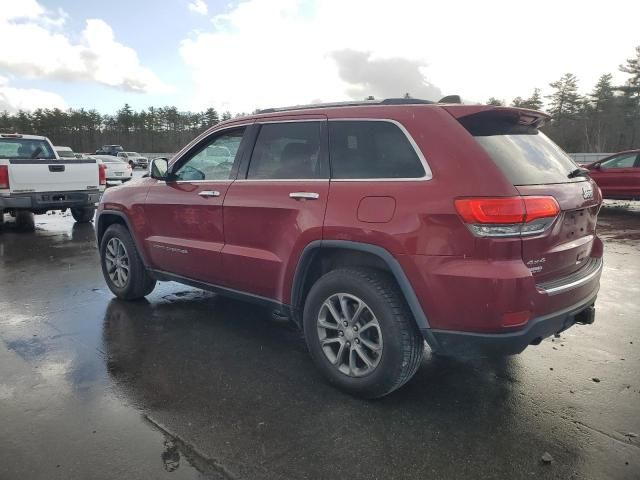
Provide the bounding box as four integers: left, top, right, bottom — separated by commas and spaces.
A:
585, 149, 640, 200
95, 145, 124, 156
91, 155, 133, 184
96, 99, 603, 398
1, 133, 104, 224
117, 151, 148, 169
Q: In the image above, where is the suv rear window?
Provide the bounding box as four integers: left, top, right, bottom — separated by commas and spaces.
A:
0, 139, 56, 159
460, 113, 579, 185
329, 121, 425, 179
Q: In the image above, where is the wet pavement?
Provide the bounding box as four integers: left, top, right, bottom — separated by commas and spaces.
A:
0, 201, 639, 480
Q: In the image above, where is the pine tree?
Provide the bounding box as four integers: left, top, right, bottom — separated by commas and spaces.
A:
619, 45, 640, 93
203, 107, 219, 128
589, 74, 615, 112
519, 89, 544, 110
546, 74, 582, 119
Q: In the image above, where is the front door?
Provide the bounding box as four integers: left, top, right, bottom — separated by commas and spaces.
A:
143, 126, 250, 285
222, 118, 329, 302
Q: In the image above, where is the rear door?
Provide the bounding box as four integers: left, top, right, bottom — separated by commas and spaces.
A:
221, 117, 329, 301
458, 110, 602, 283
143, 126, 250, 285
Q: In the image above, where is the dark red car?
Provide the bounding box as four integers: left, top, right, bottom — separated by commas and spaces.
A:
96, 99, 603, 398
586, 149, 640, 200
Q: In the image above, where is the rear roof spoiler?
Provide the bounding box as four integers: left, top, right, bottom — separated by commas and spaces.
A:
442, 105, 550, 128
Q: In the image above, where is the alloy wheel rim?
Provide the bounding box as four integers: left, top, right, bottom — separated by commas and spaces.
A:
105, 238, 130, 288
317, 293, 383, 377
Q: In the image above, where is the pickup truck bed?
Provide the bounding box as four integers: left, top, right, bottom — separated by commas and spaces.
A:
1, 134, 105, 224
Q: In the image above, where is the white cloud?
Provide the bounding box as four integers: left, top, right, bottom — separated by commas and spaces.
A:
181, 0, 640, 113
188, 0, 208, 16
0, 0, 171, 94
0, 75, 67, 112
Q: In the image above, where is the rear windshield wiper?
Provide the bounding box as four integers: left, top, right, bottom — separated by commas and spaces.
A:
568, 167, 590, 178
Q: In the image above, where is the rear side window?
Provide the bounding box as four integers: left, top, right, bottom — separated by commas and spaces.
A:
328, 121, 425, 179
247, 122, 326, 179
0, 139, 56, 159
460, 113, 579, 185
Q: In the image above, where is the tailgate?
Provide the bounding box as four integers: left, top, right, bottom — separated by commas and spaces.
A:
455, 107, 603, 282
9, 159, 99, 193
516, 181, 601, 282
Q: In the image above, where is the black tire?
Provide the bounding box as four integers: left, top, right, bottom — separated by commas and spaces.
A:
129, 161, 135, 169
71, 206, 95, 223
15, 210, 35, 232
100, 224, 156, 300
303, 268, 424, 398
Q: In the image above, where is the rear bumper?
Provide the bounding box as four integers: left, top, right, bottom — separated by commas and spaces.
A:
425, 290, 598, 356
0, 190, 101, 211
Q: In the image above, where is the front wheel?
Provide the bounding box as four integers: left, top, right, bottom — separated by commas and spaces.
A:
303, 268, 424, 398
100, 224, 156, 300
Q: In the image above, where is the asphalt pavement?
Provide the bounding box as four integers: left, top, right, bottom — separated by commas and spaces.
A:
0, 199, 638, 480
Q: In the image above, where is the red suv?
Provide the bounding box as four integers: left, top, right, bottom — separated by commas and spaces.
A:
97, 99, 603, 398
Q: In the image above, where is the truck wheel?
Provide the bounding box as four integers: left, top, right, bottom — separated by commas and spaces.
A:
129, 161, 135, 169
15, 210, 35, 232
71, 206, 95, 223
100, 224, 156, 300
303, 268, 424, 398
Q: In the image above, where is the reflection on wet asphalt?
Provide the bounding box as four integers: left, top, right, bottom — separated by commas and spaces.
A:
0, 202, 639, 480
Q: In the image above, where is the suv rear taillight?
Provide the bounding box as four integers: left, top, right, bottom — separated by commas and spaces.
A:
455, 196, 560, 237
0, 165, 9, 189
98, 164, 106, 186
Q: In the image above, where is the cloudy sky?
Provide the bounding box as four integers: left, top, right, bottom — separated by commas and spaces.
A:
1, 0, 639, 114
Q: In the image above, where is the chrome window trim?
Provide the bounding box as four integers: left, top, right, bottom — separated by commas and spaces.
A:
328, 118, 433, 182
233, 179, 328, 183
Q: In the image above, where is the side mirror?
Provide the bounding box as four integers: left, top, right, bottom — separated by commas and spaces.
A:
592, 163, 601, 170
150, 158, 169, 180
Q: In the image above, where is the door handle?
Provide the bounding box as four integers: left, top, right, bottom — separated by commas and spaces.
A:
198, 190, 221, 197
289, 192, 320, 200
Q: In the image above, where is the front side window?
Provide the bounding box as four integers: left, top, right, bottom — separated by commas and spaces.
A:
328, 121, 425, 179
0, 139, 56, 159
174, 128, 245, 181
600, 154, 637, 169
247, 122, 326, 179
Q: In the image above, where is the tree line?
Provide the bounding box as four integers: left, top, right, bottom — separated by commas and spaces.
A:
486, 46, 640, 153
1, 46, 639, 154
0, 105, 239, 153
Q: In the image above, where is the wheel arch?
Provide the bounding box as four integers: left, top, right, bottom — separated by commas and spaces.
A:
96, 210, 149, 267
291, 240, 433, 338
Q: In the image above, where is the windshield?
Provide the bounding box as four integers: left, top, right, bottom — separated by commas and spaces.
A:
0, 138, 56, 159
126, 152, 139, 157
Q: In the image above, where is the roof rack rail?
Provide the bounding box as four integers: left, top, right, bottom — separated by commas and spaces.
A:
257, 97, 440, 114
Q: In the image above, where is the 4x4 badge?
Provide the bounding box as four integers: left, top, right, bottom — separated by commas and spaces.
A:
582, 185, 594, 200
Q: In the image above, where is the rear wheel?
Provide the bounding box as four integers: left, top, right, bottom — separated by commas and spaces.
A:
71, 206, 95, 223
100, 224, 156, 300
15, 210, 35, 231
303, 268, 424, 398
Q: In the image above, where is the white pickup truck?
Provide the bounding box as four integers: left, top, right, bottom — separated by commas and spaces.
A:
0, 133, 105, 225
